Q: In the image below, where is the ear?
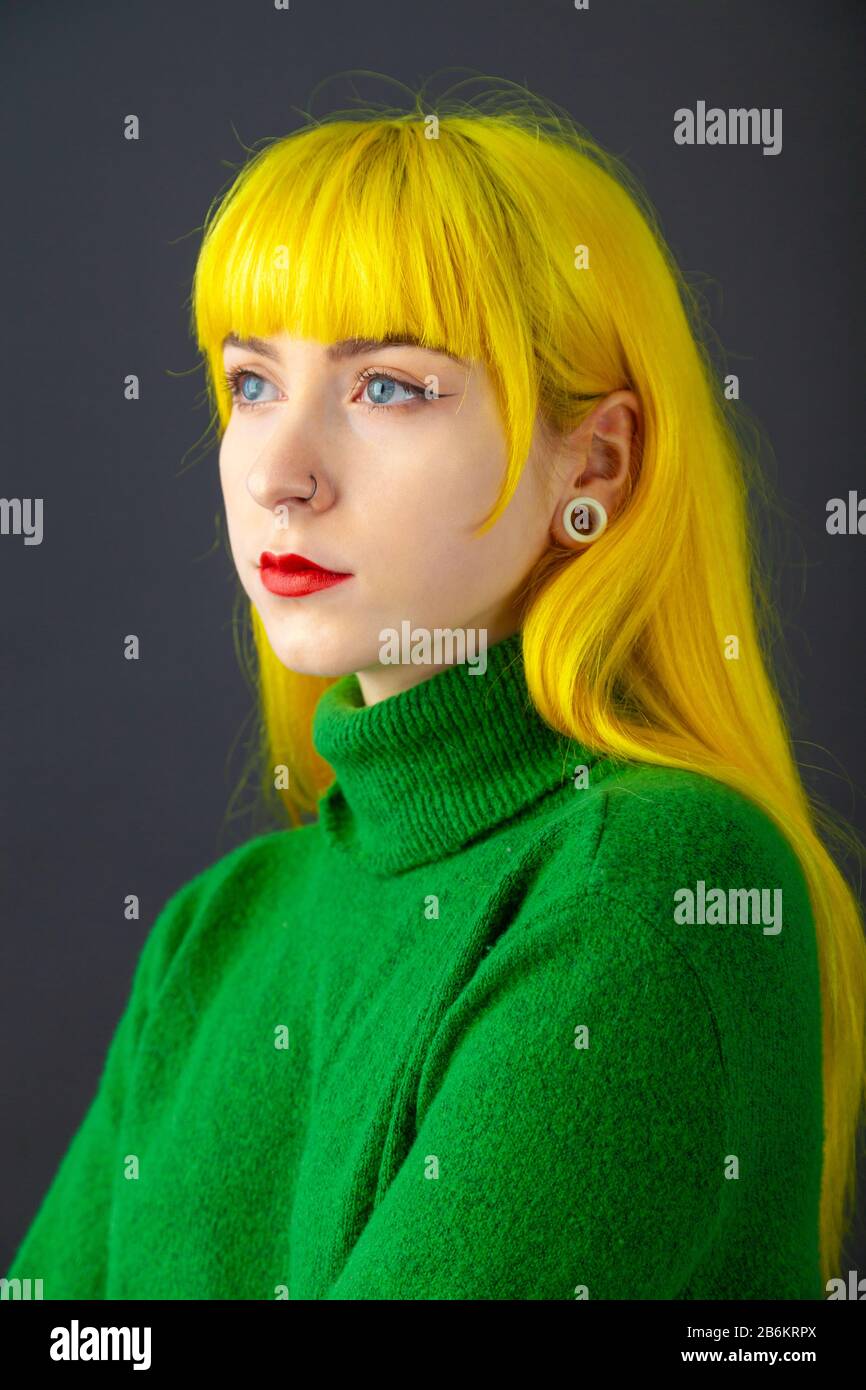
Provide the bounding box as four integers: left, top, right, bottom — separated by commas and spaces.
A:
550, 389, 640, 545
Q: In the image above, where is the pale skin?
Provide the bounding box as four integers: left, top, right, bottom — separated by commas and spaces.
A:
219, 331, 640, 705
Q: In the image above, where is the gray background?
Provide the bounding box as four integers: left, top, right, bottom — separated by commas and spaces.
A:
2, 0, 864, 1277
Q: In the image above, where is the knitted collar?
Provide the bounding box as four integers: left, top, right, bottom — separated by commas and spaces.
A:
311, 629, 597, 876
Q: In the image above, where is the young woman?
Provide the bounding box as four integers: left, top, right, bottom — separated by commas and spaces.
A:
7, 83, 865, 1300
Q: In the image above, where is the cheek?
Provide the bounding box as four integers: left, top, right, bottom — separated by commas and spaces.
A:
364, 462, 503, 595
368, 460, 472, 562
218, 429, 241, 489
217, 434, 232, 491
218, 432, 253, 508
217, 443, 252, 556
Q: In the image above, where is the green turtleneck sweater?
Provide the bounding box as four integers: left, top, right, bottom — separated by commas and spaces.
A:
5, 631, 824, 1300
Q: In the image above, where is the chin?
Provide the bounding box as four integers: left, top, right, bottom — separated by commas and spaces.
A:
260, 617, 374, 679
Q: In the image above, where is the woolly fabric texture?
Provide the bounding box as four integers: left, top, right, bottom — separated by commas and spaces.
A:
6, 630, 824, 1299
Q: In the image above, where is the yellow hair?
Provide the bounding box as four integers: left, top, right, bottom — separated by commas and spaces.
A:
190, 78, 865, 1286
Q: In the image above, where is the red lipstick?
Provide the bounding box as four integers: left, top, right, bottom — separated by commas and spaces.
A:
259, 551, 353, 598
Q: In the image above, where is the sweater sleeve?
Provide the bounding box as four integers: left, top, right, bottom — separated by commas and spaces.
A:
3, 869, 210, 1300
325, 912, 728, 1301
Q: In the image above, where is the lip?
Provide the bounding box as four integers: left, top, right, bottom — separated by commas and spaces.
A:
258, 551, 353, 599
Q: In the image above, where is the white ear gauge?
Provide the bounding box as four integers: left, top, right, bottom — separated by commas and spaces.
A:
562, 496, 608, 544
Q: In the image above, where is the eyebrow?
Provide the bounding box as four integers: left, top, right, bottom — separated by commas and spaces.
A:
221, 332, 468, 367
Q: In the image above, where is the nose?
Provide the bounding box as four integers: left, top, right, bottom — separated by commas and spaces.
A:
244, 407, 333, 516
247, 460, 329, 516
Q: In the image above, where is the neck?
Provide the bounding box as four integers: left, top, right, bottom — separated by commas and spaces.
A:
355, 623, 497, 705
354, 611, 523, 706
312, 627, 601, 875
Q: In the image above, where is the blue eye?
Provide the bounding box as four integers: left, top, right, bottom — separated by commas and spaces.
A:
361, 375, 418, 406
223, 363, 436, 415
241, 375, 266, 402
356, 369, 428, 412
223, 367, 280, 409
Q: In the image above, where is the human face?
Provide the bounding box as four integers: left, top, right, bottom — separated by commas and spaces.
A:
218, 331, 558, 704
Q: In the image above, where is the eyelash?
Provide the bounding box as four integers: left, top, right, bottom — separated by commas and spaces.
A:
222, 364, 431, 415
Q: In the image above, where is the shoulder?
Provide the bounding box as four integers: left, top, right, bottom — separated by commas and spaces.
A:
538, 760, 811, 923
133, 825, 307, 993
424, 762, 820, 1113
180, 825, 304, 904
484, 759, 819, 1026
149, 826, 293, 924
506, 760, 820, 1053
421, 771, 735, 1150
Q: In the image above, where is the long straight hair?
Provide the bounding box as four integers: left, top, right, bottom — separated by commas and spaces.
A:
190, 79, 865, 1285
